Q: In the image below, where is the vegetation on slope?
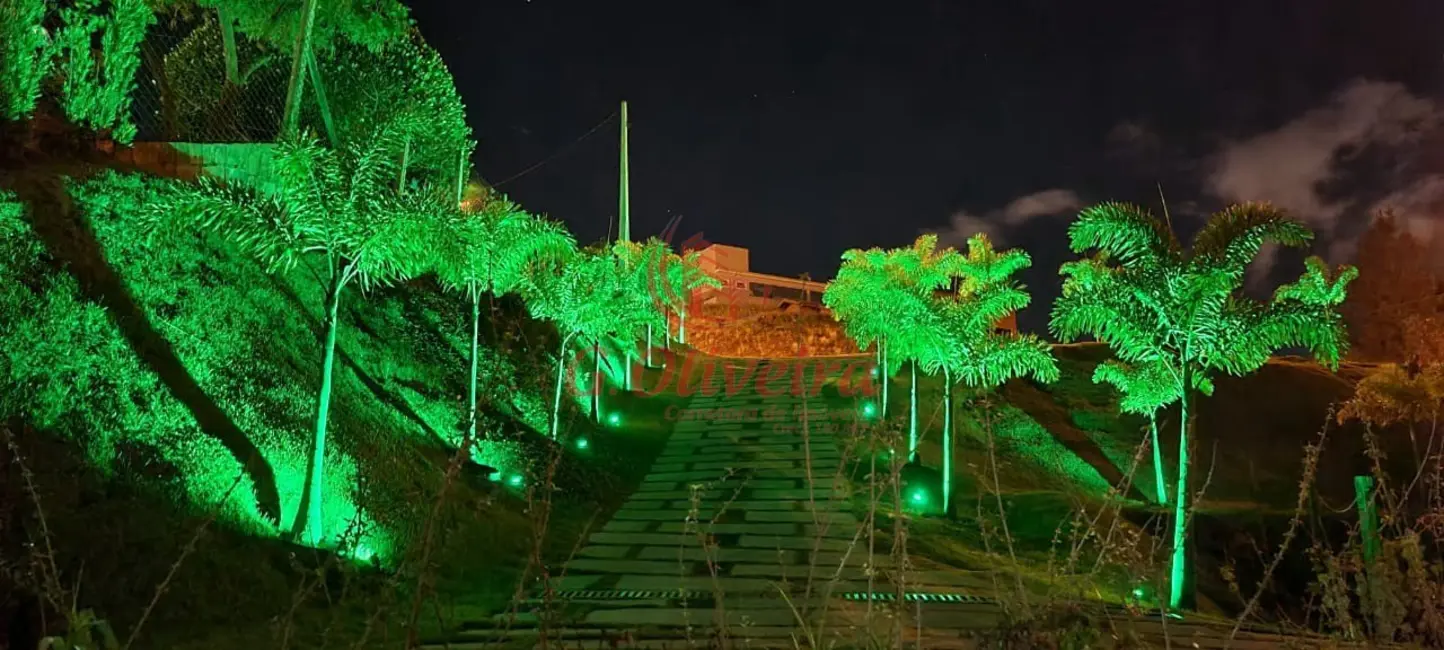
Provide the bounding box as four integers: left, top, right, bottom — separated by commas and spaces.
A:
0, 170, 680, 648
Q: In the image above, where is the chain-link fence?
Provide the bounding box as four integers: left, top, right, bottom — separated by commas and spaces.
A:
130, 7, 292, 143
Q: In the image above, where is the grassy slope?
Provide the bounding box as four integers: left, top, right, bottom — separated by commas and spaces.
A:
0, 167, 684, 649
888, 341, 1393, 616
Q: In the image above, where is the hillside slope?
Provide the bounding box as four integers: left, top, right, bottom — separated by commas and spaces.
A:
0, 167, 674, 648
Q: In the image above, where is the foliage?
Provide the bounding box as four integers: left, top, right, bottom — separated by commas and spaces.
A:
525, 245, 643, 348
147, 125, 438, 544
435, 195, 574, 302
656, 245, 719, 318
160, 15, 291, 141
827, 234, 967, 375
1403, 315, 1444, 366
3, 179, 266, 523
1339, 363, 1444, 427
824, 246, 892, 352
1343, 211, 1441, 361
51, 0, 155, 142
152, 129, 434, 287
1052, 202, 1354, 410
318, 35, 471, 182
0, 0, 49, 119
1050, 200, 1356, 610
191, 0, 411, 53
612, 238, 683, 334
828, 233, 1054, 387
920, 234, 1058, 389
38, 609, 120, 650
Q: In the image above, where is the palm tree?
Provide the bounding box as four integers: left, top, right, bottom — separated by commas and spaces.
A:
524, 246, 646, 438
151, 125, 433, 546
1092, 360, 1174, 507
826, 247, 894, 416
917, 234, 1058, 513
435, 195, 573, 444
611, 238, 674, 387
653, 247, 718, 354
882, 235, 968, 459
1050, 202, 1357, 610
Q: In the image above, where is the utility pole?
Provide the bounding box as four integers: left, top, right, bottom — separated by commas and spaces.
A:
619, 100, 630, 243
619, 100, 637, 387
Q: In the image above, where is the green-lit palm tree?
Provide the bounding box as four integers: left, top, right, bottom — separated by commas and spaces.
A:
151, 125, 433, 546
1050, 202, 1357, 610
611, 238, 674, 387
1093, 360, 1176, 507
826, 247, 895, 416
650, 247, 717, 354
524, 246, 642, 438
918, 234, 1058, 514
435, 196, 573, 443
892, 235, 976, 459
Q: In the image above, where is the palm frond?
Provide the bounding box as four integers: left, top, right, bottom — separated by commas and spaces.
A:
1067, 202, 1182, 264
1093, 360, 1181, 415
155, 177, 302, 273
1272, 256, 1357, 307
954, 334, 1059, 388
1190, 202, 1312, 276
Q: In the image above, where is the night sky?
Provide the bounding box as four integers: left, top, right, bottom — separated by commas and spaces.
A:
409, 0, 1444, 331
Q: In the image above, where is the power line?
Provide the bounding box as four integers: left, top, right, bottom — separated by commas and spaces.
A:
492, 109, 618, 188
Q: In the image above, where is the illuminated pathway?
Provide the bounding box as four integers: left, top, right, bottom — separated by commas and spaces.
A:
439, 357, 1001, 648
432, 356, 1354, 648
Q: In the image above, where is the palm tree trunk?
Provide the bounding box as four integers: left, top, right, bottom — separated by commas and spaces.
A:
550, 332, 576, 439
304, 48, 339, 148
908, 361, 918, 462
942, 367, 952, 515
467, 293, 480, 444
624, 346, 633, 391
294, 275, 342, 544
1169, 379, 1195, 610
881, 338, 889, 419
1150, 414, 1168, 506
646, 324, 654, 368
592, 342, 602, 422
397, 134, 411, 192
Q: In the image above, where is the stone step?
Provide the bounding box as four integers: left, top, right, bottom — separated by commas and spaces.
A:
583, 606, 807, 627
600, 519, 654, 533
586, 531, 704, 547
635, 545, 801, 564
736, 536, 860, 552
744, 510, 859, 525
610, 508, 696, 522
564, 558, 698, 576
654, 522, 800, 536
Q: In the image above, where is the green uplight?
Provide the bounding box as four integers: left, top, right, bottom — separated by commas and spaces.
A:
352, 544, 376, 563
862, 402, 877, 418
871, 367, 879, 377
575, 437, 590, 450
908, 487, 929, 506
607, 412, 621, 426
1132, 587, 1146, 598
507, 474, 524, 488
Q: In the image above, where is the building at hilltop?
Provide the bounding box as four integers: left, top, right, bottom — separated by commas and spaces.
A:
685, 243, 1018, 335
688, 243, 829, 312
